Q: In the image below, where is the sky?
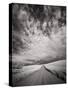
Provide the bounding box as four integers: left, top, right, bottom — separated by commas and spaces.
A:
12, 4, 66, 64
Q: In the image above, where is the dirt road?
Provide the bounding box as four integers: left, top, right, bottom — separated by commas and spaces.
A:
15, 65, 64, 86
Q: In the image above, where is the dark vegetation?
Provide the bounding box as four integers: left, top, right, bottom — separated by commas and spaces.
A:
44, 66, 66, 82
